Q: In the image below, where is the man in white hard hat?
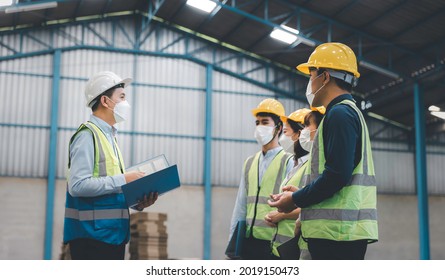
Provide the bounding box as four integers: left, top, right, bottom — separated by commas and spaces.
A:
63, 71, 158, 260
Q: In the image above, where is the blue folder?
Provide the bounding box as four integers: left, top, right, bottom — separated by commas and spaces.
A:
121, 165, 181, 208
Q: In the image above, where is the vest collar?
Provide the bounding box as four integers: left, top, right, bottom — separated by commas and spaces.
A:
89, 114, 117, 137
297, 154, 309, 165
326, 93, 354, 114
261, 146, 282, 159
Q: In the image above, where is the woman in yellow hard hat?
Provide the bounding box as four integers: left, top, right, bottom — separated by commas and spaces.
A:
279, 108, 311, 153
265, 106, 324, 259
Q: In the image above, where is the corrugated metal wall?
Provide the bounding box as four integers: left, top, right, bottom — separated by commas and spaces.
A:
0, 55, 52, 178
0, 17, 442, 195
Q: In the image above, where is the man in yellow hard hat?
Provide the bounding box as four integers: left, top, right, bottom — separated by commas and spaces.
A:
225, 98, 293, 260
269, 43, 378, 260
63, 71, 158, 260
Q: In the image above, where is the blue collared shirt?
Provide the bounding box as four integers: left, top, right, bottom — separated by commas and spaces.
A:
68, 115, 126, 197
229, 146, 293, 240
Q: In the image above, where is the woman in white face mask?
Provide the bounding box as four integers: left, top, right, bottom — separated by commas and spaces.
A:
279, 108, 311, 154
265, 107, 325, 260
299, 111, 323, 153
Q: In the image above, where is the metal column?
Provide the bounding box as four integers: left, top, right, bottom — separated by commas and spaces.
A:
203, 64, 213, 259
44, 49, 61, 260
413, 82, 430, 260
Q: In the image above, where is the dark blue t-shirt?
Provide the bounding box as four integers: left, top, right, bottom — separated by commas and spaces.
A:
292, 94, 362, 207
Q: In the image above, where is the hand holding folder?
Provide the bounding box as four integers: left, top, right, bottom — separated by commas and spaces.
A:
121, 155, 181, 208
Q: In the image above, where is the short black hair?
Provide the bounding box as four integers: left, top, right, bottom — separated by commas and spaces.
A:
256, 112, 283, 137
91, 83, 124, 112
312, 67, 353, 92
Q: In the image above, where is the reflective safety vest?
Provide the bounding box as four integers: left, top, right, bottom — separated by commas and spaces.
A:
63, 121, 130, 245
271, 160, 307, 257
245, 150, 292, 242
300, 99, 378, 242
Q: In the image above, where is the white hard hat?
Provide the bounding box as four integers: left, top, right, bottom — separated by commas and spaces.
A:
84, 71, 132, 108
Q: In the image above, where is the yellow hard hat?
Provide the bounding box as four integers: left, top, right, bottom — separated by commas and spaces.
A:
296, 42, 360, 78
280, 108, 311, 124
251, 98, 285, 117
311, 106, 326, 115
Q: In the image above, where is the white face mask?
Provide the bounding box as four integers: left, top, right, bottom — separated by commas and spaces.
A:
305, 73, 325, 107
279, 134, 295, 153
107, 97, 131, 123
254, 125, 275, 146
299, 127, 315, 152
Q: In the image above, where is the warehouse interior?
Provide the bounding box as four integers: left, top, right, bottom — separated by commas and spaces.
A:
0, 0, 444, 260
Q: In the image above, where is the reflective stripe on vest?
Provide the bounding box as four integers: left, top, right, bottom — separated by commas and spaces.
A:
271, 161, 307, 257
300, 99, 378, 242
298, 237, 311, 260
63, 122, 129, 245
244, 150, 292, 241
65, 208, 130, 220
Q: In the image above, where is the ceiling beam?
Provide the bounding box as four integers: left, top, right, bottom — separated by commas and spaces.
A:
193, 0, 228, 33
274, 0, 417, 57
393, 6, 445, 40
358, 0, 409, 29
219, 0, 263, 42
331, 0, 362, 18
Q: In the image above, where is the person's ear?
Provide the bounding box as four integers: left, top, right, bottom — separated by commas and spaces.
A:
323, 71, 330, 85
101, 96, 109, 108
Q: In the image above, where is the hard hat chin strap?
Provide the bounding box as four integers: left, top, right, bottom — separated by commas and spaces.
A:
327, 69, 358, 87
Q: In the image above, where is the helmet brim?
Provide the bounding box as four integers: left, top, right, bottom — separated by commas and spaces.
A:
86, 77, 133, 107
296, 63, 311, 75
251, 108, 281, 117
120, 77, 132, 88
296, 63, 360, 78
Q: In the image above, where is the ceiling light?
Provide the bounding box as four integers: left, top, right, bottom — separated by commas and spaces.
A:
0, 0, 13, 8
429, 105, 440, 112
359, 60, 400, 80
186, 0, 217, 13
270, 25, 299, 44
431, 111, 445, 120
5, 1, 57, 13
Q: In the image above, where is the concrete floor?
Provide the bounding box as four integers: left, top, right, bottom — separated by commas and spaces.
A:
0, 177, 444, 259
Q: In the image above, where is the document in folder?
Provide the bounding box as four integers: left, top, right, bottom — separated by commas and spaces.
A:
121, 155, 181, 208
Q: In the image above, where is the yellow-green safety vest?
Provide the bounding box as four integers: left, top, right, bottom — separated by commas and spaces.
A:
63, 121, 130, 245
300, 99, 378, 242
244, 149, 292, 242
271, 159, 307, 257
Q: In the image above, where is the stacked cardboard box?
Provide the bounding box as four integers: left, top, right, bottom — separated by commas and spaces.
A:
59, 243, 71, 260
129, 212, 168, 260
